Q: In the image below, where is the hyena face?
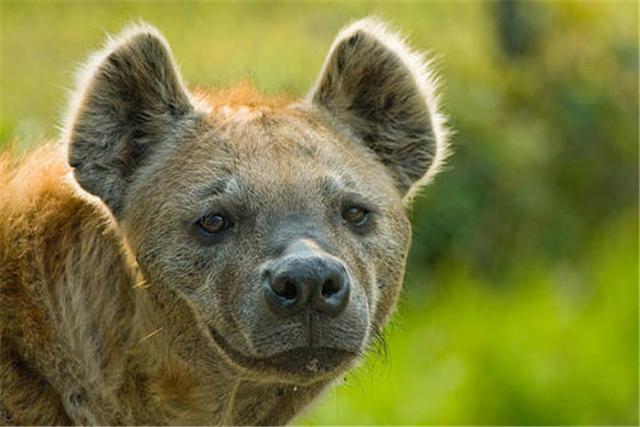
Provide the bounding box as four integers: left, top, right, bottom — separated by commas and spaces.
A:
122, 111, 411, 383
66, 19, 448, 384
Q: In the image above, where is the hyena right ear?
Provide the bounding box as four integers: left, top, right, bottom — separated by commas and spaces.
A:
307, 18, 449, 201
64, 24, 197, 216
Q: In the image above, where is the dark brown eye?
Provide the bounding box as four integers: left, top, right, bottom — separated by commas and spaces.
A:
342, 206, 369, 226
198, 213, 231, 234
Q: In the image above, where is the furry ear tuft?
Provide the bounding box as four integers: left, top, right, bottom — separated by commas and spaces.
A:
308, 17, 450, 200
64, 23, 196, 216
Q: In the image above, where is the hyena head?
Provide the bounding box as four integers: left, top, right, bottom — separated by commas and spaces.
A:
65, 18, 448, 384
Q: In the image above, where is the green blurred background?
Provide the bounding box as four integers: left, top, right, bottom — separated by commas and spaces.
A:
1, 2, 638, 425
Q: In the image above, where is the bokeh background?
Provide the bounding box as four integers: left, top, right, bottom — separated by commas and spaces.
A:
1, 2, 638, 425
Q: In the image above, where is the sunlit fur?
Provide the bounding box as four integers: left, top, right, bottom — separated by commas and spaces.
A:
1, 18, 449, 424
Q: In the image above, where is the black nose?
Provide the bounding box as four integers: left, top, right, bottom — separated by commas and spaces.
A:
264, 245, 350, 317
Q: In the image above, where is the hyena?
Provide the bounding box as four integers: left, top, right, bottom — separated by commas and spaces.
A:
0, 18, 449, 425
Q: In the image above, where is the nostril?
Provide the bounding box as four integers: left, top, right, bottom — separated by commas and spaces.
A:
265, 275, 305, 316
314, 267, 350, 316
321, 278, 341, 298
273, 279, 298, 301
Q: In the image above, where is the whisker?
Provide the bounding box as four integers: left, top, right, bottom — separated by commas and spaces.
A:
137, 327, 163, 344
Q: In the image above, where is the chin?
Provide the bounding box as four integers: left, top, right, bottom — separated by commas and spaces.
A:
208, 326, 360, 384
255, 347, 358, 384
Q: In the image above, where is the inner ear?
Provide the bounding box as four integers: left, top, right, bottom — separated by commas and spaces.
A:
307, 18, 449, 199
65, 24, 197, 216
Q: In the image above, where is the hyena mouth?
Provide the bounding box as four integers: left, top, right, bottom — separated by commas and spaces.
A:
207, 325, 356, 381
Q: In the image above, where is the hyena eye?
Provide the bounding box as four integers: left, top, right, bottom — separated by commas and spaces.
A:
197, 213, 233, 235
342, 205, 369, 226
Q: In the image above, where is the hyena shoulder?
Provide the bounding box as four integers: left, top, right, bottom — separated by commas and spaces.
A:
0, 146, 140, 424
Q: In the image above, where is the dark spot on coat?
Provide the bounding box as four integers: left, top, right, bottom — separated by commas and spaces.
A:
69, 389, 89, 408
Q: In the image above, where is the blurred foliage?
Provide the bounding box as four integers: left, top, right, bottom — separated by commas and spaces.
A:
1, 1, 637, 425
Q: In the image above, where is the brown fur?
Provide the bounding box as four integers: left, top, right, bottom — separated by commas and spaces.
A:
1, 18, 449, 425
195, 80, 294, 110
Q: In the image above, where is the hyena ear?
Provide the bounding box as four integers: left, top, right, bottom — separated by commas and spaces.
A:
307, 18, 450, 200
64, 23, 196, 216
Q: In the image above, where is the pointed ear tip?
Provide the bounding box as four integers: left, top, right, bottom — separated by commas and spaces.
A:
75, 22, 170, 78
76, 21, 173, 84
335, 16, 404, 47
339, 16, 390, 34
325, 16, 448, 117
61, 22, 174, 146
106, 21, 170, 52
332, 16, 438, 81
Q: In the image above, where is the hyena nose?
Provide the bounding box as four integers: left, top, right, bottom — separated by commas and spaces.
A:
264, 250, 351, 317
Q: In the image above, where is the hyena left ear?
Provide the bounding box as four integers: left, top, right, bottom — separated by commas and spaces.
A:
64, 23, 197, 216
307, 18, 450, 200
